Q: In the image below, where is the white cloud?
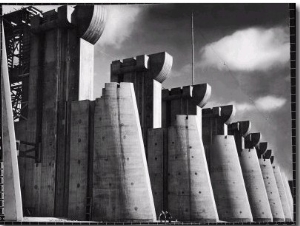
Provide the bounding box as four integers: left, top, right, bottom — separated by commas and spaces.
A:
207, 95, 286, 114
228, 101, 255, 112
254, 96, 287, 111
199, 26, 290, 71
98, 5, 143, 48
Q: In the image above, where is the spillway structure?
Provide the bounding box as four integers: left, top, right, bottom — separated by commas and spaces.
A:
202, 106, 253, 222
2, 4, 294, 223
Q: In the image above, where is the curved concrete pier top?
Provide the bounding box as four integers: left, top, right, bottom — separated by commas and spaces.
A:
162, 83, 211, 107
213, 105, 236, 124
263, 150, 272, 159
73, 5, 107, 44
256, 142, 268, 158
228, 121, 251, 136
192, 84, 212, 107
148, 52, 173, 82
245, 133, 261, 149
203, 105, 236, 124
111, 52, 173, 83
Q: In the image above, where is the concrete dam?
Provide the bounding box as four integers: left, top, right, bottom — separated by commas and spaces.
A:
1, 4, 294, 223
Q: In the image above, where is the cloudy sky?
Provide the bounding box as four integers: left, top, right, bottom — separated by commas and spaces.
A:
2, 4, 292, 179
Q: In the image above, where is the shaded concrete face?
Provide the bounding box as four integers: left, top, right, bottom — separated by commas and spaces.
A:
259, 159, 285, 222
228, 121, 251, 153
168, 115, 218, 222
239, 149, 272, 222
2, 27, 23, 221
281, 173, 294, 218
14, 5, 106, 217
147, 128, 166, 217
68, 100, 91, 220
92, 83, 156, 222
210, 135, 253, 222
273, 165, 293, 221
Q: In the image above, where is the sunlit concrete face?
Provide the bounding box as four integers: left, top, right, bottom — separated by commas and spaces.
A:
92, 83, 156, 222
168, 115, 218, 222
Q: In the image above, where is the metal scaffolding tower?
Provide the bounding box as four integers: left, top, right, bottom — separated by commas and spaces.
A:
3, 6, 42, 121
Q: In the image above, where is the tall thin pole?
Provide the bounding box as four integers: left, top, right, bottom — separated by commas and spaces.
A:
191, 12, 195, 86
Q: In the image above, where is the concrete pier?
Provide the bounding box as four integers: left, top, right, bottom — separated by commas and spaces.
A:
92, 83, 156, 222
234, 132, 272, 222
162, 84, 211, 128
168, 115, 218, 222
273, 165, 293, 221
259, 150, 285, 222
111, 52, 173, 157
208, 106, 253, 222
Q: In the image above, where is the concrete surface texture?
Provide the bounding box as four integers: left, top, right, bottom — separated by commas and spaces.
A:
162, 84, 211, 128
230, 123, 272, 222
240, 149, 273, 222
2, 26, 23, 221
147, 128, 166, 217
110, 52, 173, 158
111, 52, 173, 130
281, 173, 294, 217
273, 165, 293, 221
210, 136, 253, 222
13, 5, 107, 217
168, 115, 219, 222
68, 100, 91, 220
92, 83, 156, 222
259, 158, 285, 222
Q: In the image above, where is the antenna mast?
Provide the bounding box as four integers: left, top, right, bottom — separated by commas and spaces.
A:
191, 12, 195, 86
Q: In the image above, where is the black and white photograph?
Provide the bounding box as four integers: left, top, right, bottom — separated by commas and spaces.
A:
0, 3, 296, 224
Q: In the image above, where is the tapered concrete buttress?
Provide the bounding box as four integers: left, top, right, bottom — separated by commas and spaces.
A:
281, 173, 294, 219
229, 130, 273, 222
210, 135, 253, 222
273, 165, 293, 221
168, 115, 219, 222
239, 149, 273, 222
259, 158, 285, 222
2, 26, 23, 221
92, 82, 156, 222
111, 52, 173, 158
